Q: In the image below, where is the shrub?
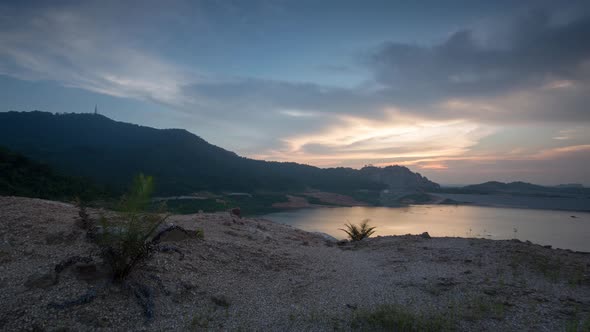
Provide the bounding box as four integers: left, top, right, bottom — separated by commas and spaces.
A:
53, 174, 202, 320
340, 219, 376, 241
97, 174, 168, 281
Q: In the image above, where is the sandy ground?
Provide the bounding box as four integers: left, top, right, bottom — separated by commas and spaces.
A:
0, 196, 589, 331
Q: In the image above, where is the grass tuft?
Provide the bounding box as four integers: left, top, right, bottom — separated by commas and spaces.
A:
351, 304, 454, 331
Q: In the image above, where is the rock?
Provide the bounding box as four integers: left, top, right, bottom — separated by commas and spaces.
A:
543, 245, 552, 249
483, 288, 498, 296
211, 295, 230, 307
420, 232, 431, 239
230, 207, 241, 218
153, 225, 200, 242
558, 308, 577, 316
436, 277, 457, 287
24, 271, 57, 289
75, 263, 109, 281
0, 250, 12, 264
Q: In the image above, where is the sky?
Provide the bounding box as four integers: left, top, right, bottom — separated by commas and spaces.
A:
1, 0, 589, 185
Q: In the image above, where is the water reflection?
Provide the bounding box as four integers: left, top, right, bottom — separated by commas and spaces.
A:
263, 205, 590, 252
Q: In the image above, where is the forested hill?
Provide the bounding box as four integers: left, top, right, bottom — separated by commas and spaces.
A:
0, 111, 438, 195
0, 146, 104, 200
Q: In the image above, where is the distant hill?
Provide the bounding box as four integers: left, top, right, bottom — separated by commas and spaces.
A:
464, 181, 547, 192
360, 166, 440, 192
0, 111, 438, 195
436, 181, 590, 197
0, 146, 105, 200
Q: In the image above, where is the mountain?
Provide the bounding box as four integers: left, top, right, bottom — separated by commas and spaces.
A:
437, 181, 590, 197
463, 181, 547, 193
0, 146, 105, 200
0, 111, 438, 196
360, 166, 440, 192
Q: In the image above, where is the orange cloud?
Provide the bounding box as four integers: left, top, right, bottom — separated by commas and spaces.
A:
251, 113, 496, 167
418, 163, 449, 170
532, 144, 590, 159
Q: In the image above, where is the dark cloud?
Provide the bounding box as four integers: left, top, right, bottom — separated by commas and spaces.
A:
371, 9, 590, 102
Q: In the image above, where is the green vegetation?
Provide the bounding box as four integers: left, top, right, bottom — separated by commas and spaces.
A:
351, 304, 454, 331
96, 174, 169, 281
0, 146, 107, 201
509, 251, 588, 285
295, 194, 339, 206
434, 181, 590, 198
340, 219, 376, 241
565, 313, 590, 332
159, 192, 289, 216
459, 296, 506, 321
345, 190, 383, 206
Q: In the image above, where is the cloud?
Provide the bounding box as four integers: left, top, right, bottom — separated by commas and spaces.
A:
0, 1, 588, 184
532, 144, 590, 159
251, 113, 496, 167
372, 10, 590, 96
369, 8, 590, 122
0, 4, 199, 109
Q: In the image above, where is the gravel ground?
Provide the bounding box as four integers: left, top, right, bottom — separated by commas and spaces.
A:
0, 196, 589, 331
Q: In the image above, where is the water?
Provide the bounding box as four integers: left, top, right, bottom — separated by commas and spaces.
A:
263, 205, 590, 252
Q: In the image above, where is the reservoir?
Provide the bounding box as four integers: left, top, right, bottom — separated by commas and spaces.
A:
264, 205, 590, 252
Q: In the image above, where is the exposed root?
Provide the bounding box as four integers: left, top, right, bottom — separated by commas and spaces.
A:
147, 274, 170, 296
47, 204, 199, 322
55, 256, 94, 274
48, 288, 98, 309
126, 282, 155, 321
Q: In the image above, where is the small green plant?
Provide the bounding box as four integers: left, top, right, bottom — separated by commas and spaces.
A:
97, 173, 169, 281
51, 174, 202, 321
351, 304, 454, 331
340, 219, 376, 241
461, 296, 505, 321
